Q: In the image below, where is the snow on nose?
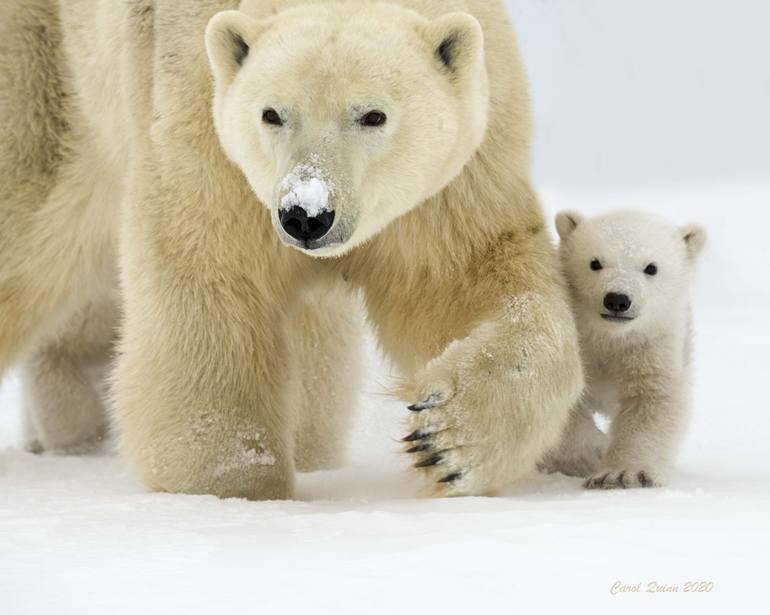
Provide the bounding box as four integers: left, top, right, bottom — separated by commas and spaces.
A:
280, 166, 332, 218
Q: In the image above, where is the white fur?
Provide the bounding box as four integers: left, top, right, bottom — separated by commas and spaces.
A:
1, 0, 582, 500
206, 3, 490, 257
543, 210, 707, 488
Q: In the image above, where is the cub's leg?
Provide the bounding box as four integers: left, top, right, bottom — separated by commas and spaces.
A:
21, 291, 117, 453
289, 280, 364, 472
584, 347, 687, 489
539, 400, 607, 478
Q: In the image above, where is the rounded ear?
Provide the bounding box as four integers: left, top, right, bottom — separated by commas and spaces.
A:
205, 10, 266, 88
680, 224, 707, 261
419, 12, 484, 81
555, 211, 584, 241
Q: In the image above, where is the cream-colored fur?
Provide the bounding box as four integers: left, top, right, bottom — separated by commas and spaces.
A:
21, 291, 117, 453
0, 0, 583, 499
545, 210, 706, 489
288, 280, 365, 473
1, 1, 120, 452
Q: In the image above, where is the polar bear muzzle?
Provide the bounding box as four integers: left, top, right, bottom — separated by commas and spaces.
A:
279, 207, 335, 243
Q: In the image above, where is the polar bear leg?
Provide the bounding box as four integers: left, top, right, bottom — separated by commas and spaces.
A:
398, 232, 584, 496
0, 134, 120, 374
111, 0, 334, 501
585, 370, 686, 490
0, 1, 119, 386
289, 280, 364, 472
0, 0, 67, 374
20, 292, 116, 453
113, 255, 300, 501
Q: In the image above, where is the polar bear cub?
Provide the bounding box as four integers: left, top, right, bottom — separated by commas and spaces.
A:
545, 210, 706, 489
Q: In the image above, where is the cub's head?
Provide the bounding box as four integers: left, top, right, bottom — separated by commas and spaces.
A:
205, 4, 489, 257
556, 210, 707, 336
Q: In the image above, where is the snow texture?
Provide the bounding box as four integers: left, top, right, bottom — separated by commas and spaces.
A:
1, 181, 768, 614
280, 164, 332, 217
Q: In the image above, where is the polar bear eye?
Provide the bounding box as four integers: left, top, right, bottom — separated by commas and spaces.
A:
359, 111, 387, 128
590, 259, 603, 272
262, 108, 284, 127
644, 263, 659, 276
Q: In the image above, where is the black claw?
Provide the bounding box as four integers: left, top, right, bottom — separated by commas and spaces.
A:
414, 454, 443, 468
402, 430, 429, 443
408, 393, 442, 412
617, 471, 627, 489
638, 471, 652, 487
407, 401, 433, 412
406, 443, 431, 454
597, 472, 610, 487
438, 472, 462, 484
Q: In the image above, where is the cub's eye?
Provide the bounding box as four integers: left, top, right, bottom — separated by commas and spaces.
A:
644, 263, 659, 276
590, 259, 603, 272
262, 108, 283, 127
359, 111, 387, 127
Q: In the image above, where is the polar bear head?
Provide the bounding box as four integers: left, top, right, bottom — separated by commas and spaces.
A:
556, 210, 707, 337
205, 4, 489, 257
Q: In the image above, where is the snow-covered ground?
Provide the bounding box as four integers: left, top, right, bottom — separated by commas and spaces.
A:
2, 181, 768, 614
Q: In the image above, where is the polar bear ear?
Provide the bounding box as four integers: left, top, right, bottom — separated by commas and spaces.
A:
420, 13, 485, 81
205, 11, 266, 87
555, 211, 584, 241
680, 224, 707, 261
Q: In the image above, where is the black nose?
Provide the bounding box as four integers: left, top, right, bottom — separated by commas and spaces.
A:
604, 292, 632, 313
279, 207, 335, 242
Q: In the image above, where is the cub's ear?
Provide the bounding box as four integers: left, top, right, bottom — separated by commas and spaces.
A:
555, 211, 584, 241
205, 11, 266, 87
680, 224, 707, 261
420, 12, 484, 81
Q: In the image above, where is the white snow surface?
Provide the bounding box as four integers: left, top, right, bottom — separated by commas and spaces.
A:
2, 181, 768, 614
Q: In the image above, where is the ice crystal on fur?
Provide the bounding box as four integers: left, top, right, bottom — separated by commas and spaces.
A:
214, 431, 277, 479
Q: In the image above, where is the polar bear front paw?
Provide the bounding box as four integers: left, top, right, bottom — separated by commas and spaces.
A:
402, 387, 506, 497
584, 467, 662, 490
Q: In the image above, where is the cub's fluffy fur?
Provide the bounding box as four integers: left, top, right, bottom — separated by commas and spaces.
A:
544, 210, 706, 489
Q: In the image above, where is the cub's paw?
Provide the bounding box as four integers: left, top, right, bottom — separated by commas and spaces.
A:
584, 467, 662, 490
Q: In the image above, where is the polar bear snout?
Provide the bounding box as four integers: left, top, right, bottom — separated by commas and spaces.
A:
273, 163, 351, 253
603, 292, 632, 314
279, 207, 336, 243
601, 292, 637, 323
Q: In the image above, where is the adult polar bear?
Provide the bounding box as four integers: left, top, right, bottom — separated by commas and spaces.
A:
0, 0, 583, 499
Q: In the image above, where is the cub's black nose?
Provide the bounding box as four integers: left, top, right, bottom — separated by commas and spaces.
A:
279, 207, 335, 242
604, 292, 632, 313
